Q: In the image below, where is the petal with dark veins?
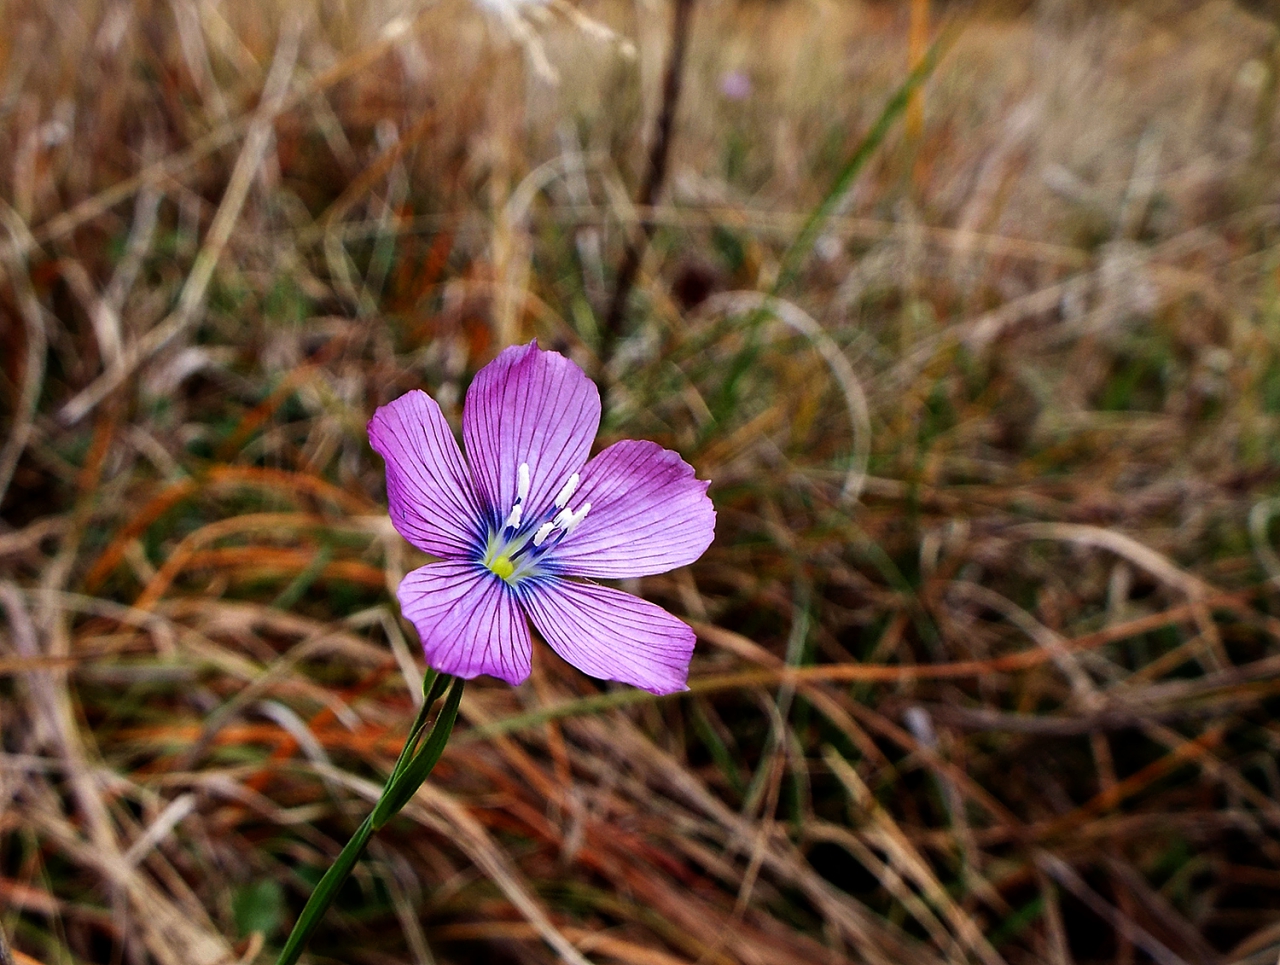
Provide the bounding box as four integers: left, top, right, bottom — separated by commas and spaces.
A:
398, 562, 532, 685
548, 440, 715, 579
369, 390, 487, 559
462, 342, 600, 528
519, 577, 694, 695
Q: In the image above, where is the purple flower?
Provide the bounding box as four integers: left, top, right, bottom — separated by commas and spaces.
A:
718, 70, 752, 101
368, 342, 715, 695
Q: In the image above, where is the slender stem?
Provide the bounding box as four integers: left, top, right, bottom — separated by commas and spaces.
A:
274, 675, 464, 965
422, 667, 450, 709
599, 0, 696, 385
275, 813, 375, 965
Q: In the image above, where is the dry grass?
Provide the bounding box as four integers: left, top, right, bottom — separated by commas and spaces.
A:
4, 0, 1280, 963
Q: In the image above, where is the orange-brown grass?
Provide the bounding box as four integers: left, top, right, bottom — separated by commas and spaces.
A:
4, 0, 1280, 963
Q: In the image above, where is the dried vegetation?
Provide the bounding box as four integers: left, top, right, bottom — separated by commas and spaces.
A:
4, 0, 1280, 962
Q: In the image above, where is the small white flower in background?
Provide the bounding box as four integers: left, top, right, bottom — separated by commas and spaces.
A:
471, 0, 550, 13
814, 233, 842, 264
469, 0, 635, 85
472, 0, 558, 84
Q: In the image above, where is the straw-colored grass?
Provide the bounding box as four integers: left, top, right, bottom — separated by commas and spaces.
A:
4, 0, 1280, 962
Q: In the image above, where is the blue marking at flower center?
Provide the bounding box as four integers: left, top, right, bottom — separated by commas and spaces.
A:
480, 462, 592, 584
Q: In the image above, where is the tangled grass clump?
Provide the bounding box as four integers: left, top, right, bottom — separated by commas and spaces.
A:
4, 1, 1280, 963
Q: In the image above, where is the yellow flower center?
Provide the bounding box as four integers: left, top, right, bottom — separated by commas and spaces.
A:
487, 554, 516, 582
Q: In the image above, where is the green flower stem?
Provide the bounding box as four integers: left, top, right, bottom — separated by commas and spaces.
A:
274, 812, 375, 965
274, 674, 465, 965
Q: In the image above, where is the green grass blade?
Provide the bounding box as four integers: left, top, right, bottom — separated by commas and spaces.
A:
386, 670, 443, 788
773, 31, 954, 293
713, 28, 956, 422
275, 671, 456, 963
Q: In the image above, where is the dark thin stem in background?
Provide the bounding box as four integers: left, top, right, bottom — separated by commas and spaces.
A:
598, 0, 695, 394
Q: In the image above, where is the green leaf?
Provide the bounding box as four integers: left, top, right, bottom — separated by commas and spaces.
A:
372, 677, 465, 828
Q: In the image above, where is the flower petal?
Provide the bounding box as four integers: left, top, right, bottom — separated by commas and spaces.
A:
398, 562, 532, 685
462, 342, 601, 526
370, 390, 487, 559
548, 440, 715, 578
518, 578, 694, 694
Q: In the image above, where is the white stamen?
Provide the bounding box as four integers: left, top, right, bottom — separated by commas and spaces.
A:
562, 501, 591, 535
551, 506, 574, 530
532, 522, 557, 546
553, 472, 580, 509
503, 463, 532, 529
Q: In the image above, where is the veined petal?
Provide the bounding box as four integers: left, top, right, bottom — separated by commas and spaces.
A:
462, 342, 600, 526
369, 390, 487, 559
548, 440, 715, 579
398, 562, 532, 685
519, 578, 694, 694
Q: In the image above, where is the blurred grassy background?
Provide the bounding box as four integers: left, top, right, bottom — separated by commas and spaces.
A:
5, 0, 1280, 962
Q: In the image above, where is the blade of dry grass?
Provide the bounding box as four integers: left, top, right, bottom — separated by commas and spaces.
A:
58, 16, 303, 427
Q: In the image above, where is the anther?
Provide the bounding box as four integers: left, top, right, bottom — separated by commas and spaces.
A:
553, 472, 580, 510
563, 501, 591, 535
504, 463, 532, 530
532, 522, 557, 547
